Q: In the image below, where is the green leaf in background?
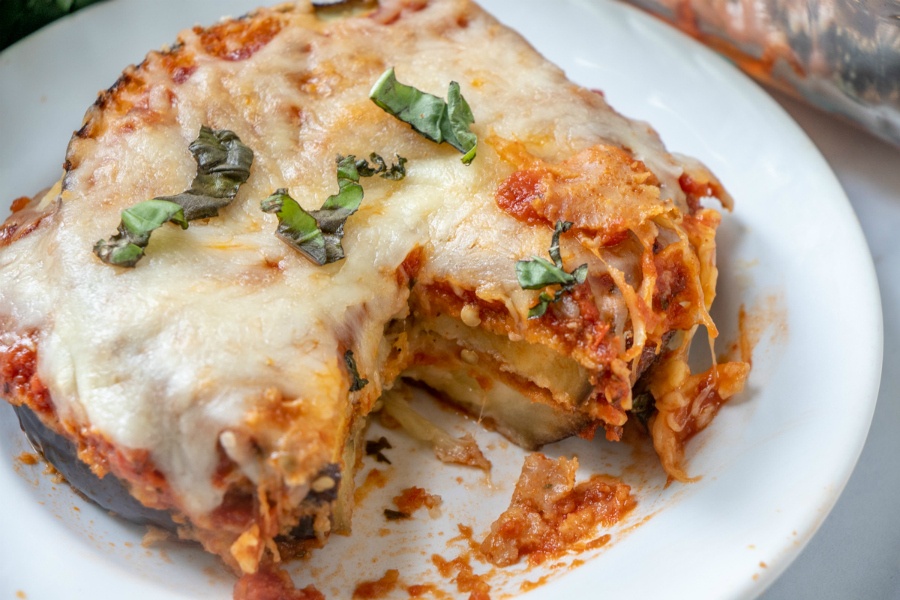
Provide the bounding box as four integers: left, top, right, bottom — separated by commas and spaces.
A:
0, 0, 105, 51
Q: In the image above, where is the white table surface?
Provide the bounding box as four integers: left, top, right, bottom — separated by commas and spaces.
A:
758, 92, 900, 599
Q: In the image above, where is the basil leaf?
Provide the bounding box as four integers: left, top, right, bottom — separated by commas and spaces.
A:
93, 200, 187, 268
516, 256, 576, 290
369, 67, 477, 165
384, 509, 411, 521
263, 153, 405, 265
527, 291, 559, 319
365, 436, 393, 464
94, 126, 253, 267
571, 263, 588, 285
516, 220, 588, 319
158, 126, 254, 221
261, 156, 363, 265
343, 350, 369, 392
547, 220, 571, 266
630, 391, 656, 430
320, 155, 365, 218
443, 81, 477, 165
260, 188, 328, 263
369, 68, 446, 143
355, 152, 408, 181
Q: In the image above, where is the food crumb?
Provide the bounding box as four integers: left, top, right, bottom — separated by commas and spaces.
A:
234, 567, 323, 600
42, 461, 65, 483
406, 583, 443, 597
16, 452, 39, 466
520, 573, 551, 592
481, 453, 635, 567
432, 553, 491, 600
352, 568, 400, 599
448, 523, 479, 552
141, 525, 172, 548
16, 591, 27, 599
393, 486, 442, 518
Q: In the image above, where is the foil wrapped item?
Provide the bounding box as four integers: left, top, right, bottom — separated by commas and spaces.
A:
622, 0, 900, 147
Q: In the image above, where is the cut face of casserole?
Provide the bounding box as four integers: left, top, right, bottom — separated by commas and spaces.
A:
0, 0, 748, 577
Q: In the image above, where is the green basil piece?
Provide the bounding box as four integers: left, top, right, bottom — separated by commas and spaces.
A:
369, 67, 477, 165
160, 126, 254, 221
94, 126, 253, 267
260, 188, 329, 263
261, 156, 363, 265
355, 152, 408, 181
262, 153, 405, 265
93, 200, 187, 268
443, 81, 477, 165
343, 350, 369, 392
516, 221, 588, 318
630, 391, 656, 430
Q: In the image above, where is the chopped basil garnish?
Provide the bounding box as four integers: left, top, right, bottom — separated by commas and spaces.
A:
261, 153, 405, 265
369, 67, 477, 165
384, 509, 411, 521
630, 391, 656, 430
343, 349, 369, 392
93, 200, 188, 267
94, 126, 253, 267
366, 436, 393, 465
160, 126, 254, 221
516, 221, 588, 318
355, 152, 408, 180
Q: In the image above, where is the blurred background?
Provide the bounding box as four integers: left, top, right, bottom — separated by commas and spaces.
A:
626, 0, 900, 148
0, 0, 103, 50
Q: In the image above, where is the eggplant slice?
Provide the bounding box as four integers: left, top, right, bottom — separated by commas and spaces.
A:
13, 404, 177, 531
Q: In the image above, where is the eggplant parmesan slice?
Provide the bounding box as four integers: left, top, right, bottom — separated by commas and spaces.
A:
0, 0, 747, 577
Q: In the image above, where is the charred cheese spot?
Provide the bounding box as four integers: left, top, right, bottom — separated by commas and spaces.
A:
196, 15, 286, 62
495, 142, 668, 245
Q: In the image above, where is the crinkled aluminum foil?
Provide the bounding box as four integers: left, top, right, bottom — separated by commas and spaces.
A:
623, 0, 900, 147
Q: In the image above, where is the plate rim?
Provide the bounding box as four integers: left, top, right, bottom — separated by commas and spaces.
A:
0, 0, 883, 598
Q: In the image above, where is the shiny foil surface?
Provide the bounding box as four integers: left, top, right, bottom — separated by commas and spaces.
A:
622, 0, 900, 147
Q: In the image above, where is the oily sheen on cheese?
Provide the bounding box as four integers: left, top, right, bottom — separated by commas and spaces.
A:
0, 0, 747, 577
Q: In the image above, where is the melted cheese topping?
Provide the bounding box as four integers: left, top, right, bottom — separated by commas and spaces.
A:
0, 0, 702, 522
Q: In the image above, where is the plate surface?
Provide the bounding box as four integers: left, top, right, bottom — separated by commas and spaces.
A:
0, 0, 882, 598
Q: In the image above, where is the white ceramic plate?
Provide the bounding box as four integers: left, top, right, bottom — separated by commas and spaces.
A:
0, 1, 883, 598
